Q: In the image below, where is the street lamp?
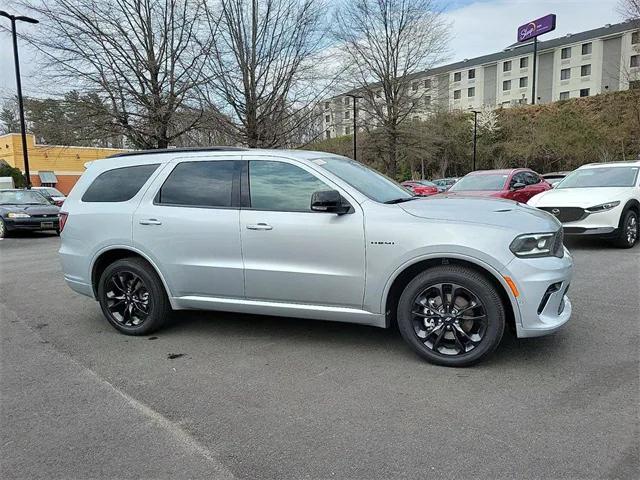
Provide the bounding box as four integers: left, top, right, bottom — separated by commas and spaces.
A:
345, 94, 362, 161
470, 109, 480, 172
0, 10, 39, 189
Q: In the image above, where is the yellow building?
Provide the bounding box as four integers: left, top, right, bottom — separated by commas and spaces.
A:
0, 133, 127, 194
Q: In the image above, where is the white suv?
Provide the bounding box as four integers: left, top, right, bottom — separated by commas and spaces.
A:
59, 148, 573, 366
528, 161, 640, 248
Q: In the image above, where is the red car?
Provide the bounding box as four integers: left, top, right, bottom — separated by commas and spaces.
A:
445, 168, 551, 203
401, 180, 439, 196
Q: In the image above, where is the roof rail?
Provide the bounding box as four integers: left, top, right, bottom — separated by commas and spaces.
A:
107, 146, 248, 158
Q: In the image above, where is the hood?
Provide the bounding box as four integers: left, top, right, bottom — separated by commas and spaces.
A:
399, 196, 560, 232
1, 204, 60, 215
528, 187, 631, 208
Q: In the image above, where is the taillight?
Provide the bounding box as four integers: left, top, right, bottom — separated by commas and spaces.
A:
59, 212, 68, 232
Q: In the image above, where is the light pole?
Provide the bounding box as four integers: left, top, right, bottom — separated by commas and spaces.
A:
345, 94, 362, 161
0, 10, 38, 189
471, 110, 480, 172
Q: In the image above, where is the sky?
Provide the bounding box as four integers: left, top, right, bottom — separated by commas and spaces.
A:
0, 0, 624, 101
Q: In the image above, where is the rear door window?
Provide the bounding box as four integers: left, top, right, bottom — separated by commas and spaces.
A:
156, 161, 236, 208
82, 164, 159, 202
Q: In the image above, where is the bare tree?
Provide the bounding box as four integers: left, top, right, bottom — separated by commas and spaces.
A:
618, 0, 640, 19
334, 0, 449, 177
202, 0, 336, 147
16, 0, 213, 148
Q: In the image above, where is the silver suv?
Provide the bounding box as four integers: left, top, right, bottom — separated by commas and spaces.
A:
59, 149, 573, 366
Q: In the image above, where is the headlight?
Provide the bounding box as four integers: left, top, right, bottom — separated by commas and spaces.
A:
7, 212, 30, 219
510, 231, 563, 258
586, 201, 620, 213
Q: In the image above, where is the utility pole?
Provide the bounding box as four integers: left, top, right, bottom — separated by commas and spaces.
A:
0, 10, 39, 189
471, 110, 480, 172
345, 94, 362, 161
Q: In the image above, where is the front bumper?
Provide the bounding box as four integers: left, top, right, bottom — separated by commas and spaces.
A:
506, 248, 573, 338
4, 217, 60, 231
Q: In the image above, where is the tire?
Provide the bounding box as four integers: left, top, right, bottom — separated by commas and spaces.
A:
97, 257, 171, 335
0, 218, 6, 239
397, 265, 505, 367
613, 210, 638, 249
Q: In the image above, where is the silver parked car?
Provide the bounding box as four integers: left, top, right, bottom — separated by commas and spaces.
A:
59, 148, 573, 366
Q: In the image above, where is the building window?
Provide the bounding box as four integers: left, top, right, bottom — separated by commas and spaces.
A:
424, 78, 432, 89
453, 89, 461, 99
345, 126, 351, 135
502, 80, 511, 91
503, 61, 512, 72
325, 130, 331, 139
580, 88, 590, 97
344, 97, 350, 105
344, 110, 350, 119
632, 31, 639, 45
468, 69, 475, 79
424, 95, 431, 105
468, 87, 475, 97
581, 64, 591, 76
559, 91, 570, 100
453, 72, 461, 82
324, 115, 330, 123
631, 55, 640, 68
520, 57, 528, 68
412, 82, 419, 91
324, 102, 330, 109
519, 77, 528, 88
560, 68, 571, 80
581, 43, 592, 55
561, 47, 571, 59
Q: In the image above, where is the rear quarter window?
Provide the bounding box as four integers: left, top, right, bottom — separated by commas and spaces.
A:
82, 164, 159, 202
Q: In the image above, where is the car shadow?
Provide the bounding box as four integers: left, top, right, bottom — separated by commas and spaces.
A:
2, 231, 59, 240
160, 308, 566, 368
563, 236, 615, 250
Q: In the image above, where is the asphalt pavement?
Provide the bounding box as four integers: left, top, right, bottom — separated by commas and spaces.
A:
1, 233, 638, 479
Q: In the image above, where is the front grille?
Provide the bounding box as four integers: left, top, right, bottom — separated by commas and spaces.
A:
553, 228, 564, 257
31, 214, 56, 219
539, 206, 587, 223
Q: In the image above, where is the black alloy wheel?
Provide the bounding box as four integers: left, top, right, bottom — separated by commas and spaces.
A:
98, 257, 170, 335
397, 265, 505, 367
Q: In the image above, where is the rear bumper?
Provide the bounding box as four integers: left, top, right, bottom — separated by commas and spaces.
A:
506, 249, 573, 338
4, 217, 60, 231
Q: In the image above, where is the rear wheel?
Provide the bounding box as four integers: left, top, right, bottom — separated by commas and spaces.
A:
613, 210, 638, 248
97, 257, 171, 335
397, 265, 505, 367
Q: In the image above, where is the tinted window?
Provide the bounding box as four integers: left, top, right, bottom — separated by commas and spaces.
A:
449, 174, 508, 191
509, 172, 527, 187
249, 161, 329, 212
522, 172, 540, 185
82, 164, 159, 202
557, 167, 639, 188
157, 161, 235, 207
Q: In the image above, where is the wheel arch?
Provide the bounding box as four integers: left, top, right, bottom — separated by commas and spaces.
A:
90, 246, 175, 307
621, 198, 639, 215
382, 255, 518, 332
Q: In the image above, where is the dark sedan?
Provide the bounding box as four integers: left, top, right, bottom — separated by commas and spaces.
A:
0, 189, 60, 238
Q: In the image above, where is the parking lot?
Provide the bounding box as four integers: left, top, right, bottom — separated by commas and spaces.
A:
1, 233, 638, 479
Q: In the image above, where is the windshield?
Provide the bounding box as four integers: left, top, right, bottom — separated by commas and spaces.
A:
449, 174, 508, 192
556, 167, 639, 188
0, 190, 51, 205
313, 156, 412, 203
43, 187, 64, 196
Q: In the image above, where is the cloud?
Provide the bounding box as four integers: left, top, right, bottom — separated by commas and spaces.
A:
441, 0, 622, 65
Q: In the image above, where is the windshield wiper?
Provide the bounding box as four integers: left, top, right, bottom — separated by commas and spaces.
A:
384, 197, 419, 204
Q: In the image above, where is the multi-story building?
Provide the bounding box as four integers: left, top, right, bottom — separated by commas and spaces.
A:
322, 20, 640, 139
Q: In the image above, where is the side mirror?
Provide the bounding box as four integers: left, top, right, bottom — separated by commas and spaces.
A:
311, 190, 350, 214
511, 182, 526, 190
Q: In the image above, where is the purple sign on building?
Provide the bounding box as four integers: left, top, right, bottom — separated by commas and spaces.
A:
517, 14, 556, 42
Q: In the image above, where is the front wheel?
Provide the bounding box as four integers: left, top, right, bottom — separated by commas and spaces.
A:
0, 218, 6, 239
97, 257, 171, 335
613, 210, 638, 248
397, 265, 505, 367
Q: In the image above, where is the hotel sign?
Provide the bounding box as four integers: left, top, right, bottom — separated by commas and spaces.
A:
517, 14, 556, 42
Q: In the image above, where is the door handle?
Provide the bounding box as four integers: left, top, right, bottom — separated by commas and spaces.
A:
139, 218, 162, 225
246, 223, 273, 231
